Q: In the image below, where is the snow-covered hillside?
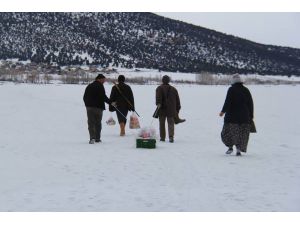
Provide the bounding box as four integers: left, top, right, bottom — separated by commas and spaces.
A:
1, 12, 300, 75
0, 83, 299, 211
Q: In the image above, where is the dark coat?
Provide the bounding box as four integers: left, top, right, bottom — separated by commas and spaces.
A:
221, 83, 254, 124
83, 81, 110, 109
156, 84, 181, 117
109, 82, 135, 112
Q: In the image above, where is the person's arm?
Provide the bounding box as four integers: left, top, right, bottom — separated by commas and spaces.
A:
108, 86, 116, 111
110, 86, 116, 102
100, 84, 111, 105
219, 87, 232, 117
248, 90, 254, 119
104, 94, 111, 104
175, 89, 181, 112
83, 87, 87, 104
156, 87, 162, 107
128, 87, 135, 111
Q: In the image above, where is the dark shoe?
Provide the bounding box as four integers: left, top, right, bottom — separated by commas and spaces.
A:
175, 118, 186, 125
95, 139, 101, 143
236, 152, 242, 156
89, 139, 95, 144
226, 147, 233, 154
169, 137, 174, 143
160, 139, 165, 142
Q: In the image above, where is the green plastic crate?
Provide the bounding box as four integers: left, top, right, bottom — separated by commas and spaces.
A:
136, 138, 156, 149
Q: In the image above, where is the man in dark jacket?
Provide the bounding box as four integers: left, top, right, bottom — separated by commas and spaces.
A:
83, 74, 110, 144
109, 75, 135, 136
156, 75, 181, 143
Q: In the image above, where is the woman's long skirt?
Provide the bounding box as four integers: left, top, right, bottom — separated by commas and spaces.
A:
221, 123, 251, 152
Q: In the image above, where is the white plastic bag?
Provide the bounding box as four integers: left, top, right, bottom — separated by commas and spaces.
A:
137, 126, 156, 139
106, 116, 116, 126
129, 112, 140, 129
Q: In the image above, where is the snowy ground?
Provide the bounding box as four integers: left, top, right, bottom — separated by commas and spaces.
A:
0, 82, 299, 212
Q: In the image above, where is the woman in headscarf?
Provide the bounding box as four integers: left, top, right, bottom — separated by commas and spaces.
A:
219, 74, 254, 156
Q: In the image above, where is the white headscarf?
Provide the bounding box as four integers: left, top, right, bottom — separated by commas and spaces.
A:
232, 74, 242, 84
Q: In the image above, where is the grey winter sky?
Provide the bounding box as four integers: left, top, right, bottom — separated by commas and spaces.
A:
156, 12, 300, 49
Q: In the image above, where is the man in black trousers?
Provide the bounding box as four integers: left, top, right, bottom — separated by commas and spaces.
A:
83, 74, 111, 144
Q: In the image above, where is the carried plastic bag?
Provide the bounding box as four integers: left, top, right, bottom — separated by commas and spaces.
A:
106, 116, 116, 126
129, 112, 140, 129
137, 126, 156, 139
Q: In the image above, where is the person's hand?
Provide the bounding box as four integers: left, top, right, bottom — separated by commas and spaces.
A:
219, 112, 224, 117
111, 102, 117, 107
157, 104, 161, 108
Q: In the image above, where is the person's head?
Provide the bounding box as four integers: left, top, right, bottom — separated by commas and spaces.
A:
162, 75, 170, 85
232, 74, 242, 84
95, 74, 106, 83
118, 75, 125, 83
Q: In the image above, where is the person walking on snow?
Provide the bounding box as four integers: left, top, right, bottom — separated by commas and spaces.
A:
156, 75, 182, 143
219, 74, 254, 156
83, 74, 111, 144
109, 75, 135, 136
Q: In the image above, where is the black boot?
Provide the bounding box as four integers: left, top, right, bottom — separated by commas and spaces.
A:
236, 152, 242, 156
174, 113, 186, 125
236, 149, 242, 156
175, 118, 186, 124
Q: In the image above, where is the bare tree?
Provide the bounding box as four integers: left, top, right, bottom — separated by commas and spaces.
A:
44, 74, 53, 84
26, 70, 40, 83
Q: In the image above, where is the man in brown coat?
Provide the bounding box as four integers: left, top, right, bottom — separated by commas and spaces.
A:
156, 75, 182, 143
